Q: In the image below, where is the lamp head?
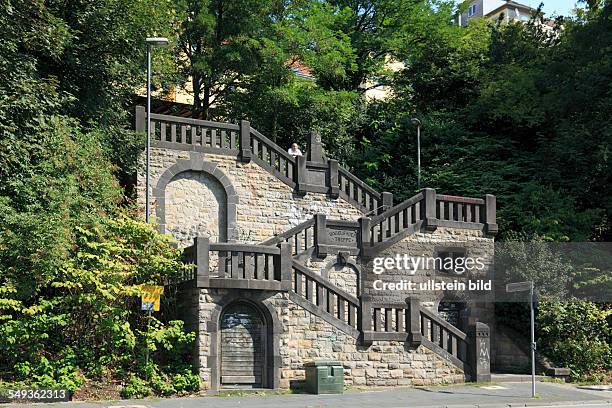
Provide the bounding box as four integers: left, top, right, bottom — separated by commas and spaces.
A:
410, 117, 421, 126
146, 37, 169, 47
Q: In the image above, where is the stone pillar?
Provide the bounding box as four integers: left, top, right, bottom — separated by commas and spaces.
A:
422, 188, 438, 231
328, 159, 339, 198
314, 213, 328, 258
468, 322, 491, 382
484, 194, 498, 236
240, 119, 252, 163
360, 294, 372, 334
358, 217, 371, 250
295, 155, 307, 195
381, 192, 393, 213
195, 237, 210, 288
135, 105, 145, 132
408, 298, 423, 346
308, 130, 325, 163
278, 242, 292, 291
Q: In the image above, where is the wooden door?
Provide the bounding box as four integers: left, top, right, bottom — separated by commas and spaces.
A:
220, 303, 265, 387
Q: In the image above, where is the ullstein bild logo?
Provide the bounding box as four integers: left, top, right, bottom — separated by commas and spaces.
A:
371, 254, 492, 292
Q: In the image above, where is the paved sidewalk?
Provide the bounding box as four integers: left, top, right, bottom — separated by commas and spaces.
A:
4, 382, 612, 408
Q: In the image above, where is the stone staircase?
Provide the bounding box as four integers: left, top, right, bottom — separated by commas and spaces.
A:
144, 108, 495, 382
183, 205, 490, 381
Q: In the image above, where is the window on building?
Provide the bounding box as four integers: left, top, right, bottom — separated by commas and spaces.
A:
435, 247, 468, 276
468, 4, 477, 16
438, 300, 467, 329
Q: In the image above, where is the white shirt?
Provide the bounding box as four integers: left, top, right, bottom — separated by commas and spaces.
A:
288, 147, 303, 157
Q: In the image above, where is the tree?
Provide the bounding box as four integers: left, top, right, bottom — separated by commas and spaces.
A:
175, 0, 283, 119
349, 3, 611, 241
303, 0, 459, 93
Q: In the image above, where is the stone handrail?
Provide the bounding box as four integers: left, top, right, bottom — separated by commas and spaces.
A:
260, 218, 316, 256
136, 106, 396, 214
360, 189, 497, 255
361, 296, 490, 381
365, 191, 425, 247
248, 127, 297, 187
418, 306, 469, 370
290, 260, 360, 337
436, 194, 498, 235
338, 166, 389, 214
144, 110, 243, 154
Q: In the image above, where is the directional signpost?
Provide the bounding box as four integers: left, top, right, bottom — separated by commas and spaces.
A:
140, 285, 164, 374
506, 281, 536, 398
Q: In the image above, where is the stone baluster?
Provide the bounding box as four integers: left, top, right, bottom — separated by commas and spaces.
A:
328, 159, 339, 198
278, 242, 292, 291
314, 213, 328, 258
422, 188, 438, 231
408, 298, 423, 346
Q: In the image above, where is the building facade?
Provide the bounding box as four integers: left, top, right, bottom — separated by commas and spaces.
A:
136, 107, 498, 391
458, 0, 536, 26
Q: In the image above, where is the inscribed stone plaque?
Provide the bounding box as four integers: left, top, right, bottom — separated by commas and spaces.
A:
328, 228, 358, 246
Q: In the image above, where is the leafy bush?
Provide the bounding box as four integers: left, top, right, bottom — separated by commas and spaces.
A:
537, 300, 612, 380
0, 214, 199, 396
122, 375, 153, 399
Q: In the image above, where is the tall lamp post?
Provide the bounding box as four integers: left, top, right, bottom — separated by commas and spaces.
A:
145, 37, 169, 223
410, 118, 422, 190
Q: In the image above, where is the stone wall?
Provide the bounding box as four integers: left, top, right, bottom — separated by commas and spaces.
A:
138, 149, 364, 247
278, 294, 465, 388
165, 170, 227, 243
188, 288, 464, 390
362, 227, 495, 328
146, 146, 496, 390
325, 263, 360, 298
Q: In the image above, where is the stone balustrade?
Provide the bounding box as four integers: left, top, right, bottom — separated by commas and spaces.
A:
360, 295, 490, 382
184, 237, 292, 291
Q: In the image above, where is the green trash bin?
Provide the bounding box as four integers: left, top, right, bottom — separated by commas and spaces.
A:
304, 360, 344, 394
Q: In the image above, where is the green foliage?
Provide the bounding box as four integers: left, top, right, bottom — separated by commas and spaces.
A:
0, 214, 197, 394
121, 320, 200, 399
122, 375, 153, 399
174, 0, 281, 119
350, 3, 612, 242
537, 301, 612, 380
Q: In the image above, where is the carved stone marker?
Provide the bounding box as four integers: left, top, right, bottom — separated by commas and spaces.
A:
328, 228, 358, 246
308, 130, 325, 163
468, 322, 491, 382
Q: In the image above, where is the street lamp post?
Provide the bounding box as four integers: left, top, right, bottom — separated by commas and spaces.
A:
411, 118, 422, 190
145, 37, 169, 223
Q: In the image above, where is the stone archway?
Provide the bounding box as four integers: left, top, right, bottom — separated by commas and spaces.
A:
164, 171, 227, 245
323, 253, 362, 298
154, 154, 238, 243
220, 302, 266, 387
208, 293, 282, 391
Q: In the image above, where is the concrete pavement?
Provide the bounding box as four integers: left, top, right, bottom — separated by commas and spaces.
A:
3, 382, 612, 408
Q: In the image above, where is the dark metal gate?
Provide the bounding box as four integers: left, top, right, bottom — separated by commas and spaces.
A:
220, 302, 266, 387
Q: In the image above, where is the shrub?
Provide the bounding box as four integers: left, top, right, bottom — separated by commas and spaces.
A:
537, 300, 612, 381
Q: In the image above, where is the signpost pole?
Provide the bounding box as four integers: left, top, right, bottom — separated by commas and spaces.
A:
140, 284, 164, 380
530, 283, 536, 398
145, 308, 151, 378
506, 281, 536, 398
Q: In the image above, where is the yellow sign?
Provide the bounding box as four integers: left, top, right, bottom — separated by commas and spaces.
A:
141, 285, 164, 311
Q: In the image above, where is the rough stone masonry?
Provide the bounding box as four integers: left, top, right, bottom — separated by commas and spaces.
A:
137, 112, 497, 391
